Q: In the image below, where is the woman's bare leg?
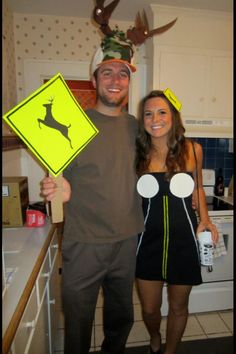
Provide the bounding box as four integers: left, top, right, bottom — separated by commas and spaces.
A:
164, 284, 192, 354
136, 279, 164, 352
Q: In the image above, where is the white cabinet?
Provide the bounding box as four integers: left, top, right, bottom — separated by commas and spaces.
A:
10, 286, 38, 354
48, 233, 61, 353
10, 229, 60, 354
155, 45, 233, 137
27, 285, 50, 354
207, 55, 232, 119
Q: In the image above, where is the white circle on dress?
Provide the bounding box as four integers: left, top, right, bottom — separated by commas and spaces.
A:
136, 174, 159, 198
169, 173, 194, 198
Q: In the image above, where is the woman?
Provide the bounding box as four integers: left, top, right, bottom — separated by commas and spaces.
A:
135, 90, 218, 354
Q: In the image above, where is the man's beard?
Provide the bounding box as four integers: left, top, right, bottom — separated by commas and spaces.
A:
98, 93, 127, 108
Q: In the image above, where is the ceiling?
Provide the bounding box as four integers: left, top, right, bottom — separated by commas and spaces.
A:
7, 0, 233, 22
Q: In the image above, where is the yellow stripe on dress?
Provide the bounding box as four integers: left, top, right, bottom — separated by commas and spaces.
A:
162, 195, 169, 279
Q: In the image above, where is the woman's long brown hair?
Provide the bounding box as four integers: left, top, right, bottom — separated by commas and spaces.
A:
135, 90, 188, 180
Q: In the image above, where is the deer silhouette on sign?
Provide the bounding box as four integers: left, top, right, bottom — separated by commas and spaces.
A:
37, 97, 73, 149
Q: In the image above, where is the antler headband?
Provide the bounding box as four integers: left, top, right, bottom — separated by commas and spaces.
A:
93, 0, 177, 45
91, 0, 177, 75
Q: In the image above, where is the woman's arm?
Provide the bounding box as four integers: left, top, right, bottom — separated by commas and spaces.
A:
192, 143, 219, 244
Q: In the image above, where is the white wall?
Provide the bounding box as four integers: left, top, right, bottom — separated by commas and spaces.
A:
2, 150, 22, 176
2, 149, 45, 202
12, 13, 146, 103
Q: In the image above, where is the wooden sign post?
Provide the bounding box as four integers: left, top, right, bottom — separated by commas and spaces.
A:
49, 173, 63, 223
3, 73, 99, 223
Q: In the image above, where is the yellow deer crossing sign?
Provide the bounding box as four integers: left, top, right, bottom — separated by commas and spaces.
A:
3, 73, 99, 177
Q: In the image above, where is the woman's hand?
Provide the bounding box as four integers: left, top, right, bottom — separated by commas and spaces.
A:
196, 221, 219, 244
40, 176, 71, 203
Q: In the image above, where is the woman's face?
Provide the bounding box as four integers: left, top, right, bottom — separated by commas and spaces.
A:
143, 97, 173, 140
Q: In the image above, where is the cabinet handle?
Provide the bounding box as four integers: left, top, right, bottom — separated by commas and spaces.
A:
212, 96, 216, 102
25, 320, 35, 328
49, 298, 56, 305
51, 244, 59, 249
41, 272, 50, 278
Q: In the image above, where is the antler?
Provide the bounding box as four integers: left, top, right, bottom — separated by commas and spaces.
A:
126, 10, 177, 45
93, 0, 120, 35
92, 1, 177, 46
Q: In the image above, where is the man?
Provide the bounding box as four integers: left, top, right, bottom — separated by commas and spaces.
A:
41, 30, 144, 354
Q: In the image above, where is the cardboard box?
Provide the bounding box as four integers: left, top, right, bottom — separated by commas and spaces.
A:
2, 177, 29, 228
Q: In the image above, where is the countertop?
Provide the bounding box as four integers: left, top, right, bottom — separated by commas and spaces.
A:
216, 195, 233, 206
2, 219, 56, 351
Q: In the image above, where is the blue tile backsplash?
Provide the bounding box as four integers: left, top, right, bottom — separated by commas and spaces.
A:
193, 138, 234, 187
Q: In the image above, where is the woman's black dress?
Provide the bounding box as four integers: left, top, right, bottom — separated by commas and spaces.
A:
136, 172, 202, 285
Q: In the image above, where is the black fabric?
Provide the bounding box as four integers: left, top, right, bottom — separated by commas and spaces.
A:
136, 172, 202, 285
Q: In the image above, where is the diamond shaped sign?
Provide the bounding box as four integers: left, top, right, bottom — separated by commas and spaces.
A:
3, 73, 99, 177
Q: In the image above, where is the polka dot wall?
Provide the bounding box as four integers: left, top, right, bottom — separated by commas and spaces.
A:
3, 0, 17, 118
13, 13, 147, 103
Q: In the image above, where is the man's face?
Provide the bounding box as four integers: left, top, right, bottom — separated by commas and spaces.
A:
93, 62, 130, 108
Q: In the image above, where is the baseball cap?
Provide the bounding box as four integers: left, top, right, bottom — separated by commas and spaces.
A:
90, 30, 136, 76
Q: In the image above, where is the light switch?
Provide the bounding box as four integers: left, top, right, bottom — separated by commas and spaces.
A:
2, 185, 9, 197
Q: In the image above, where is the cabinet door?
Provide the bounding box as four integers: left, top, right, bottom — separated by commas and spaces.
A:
207, 55, 233, 120
11, 286, 38, 354
158, 48, 208, 119
27, 285, 50, 354
49, 253, 62, 353
49, 229, 59, 267
156, 46, 233, 137
37, 251, 50, 303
